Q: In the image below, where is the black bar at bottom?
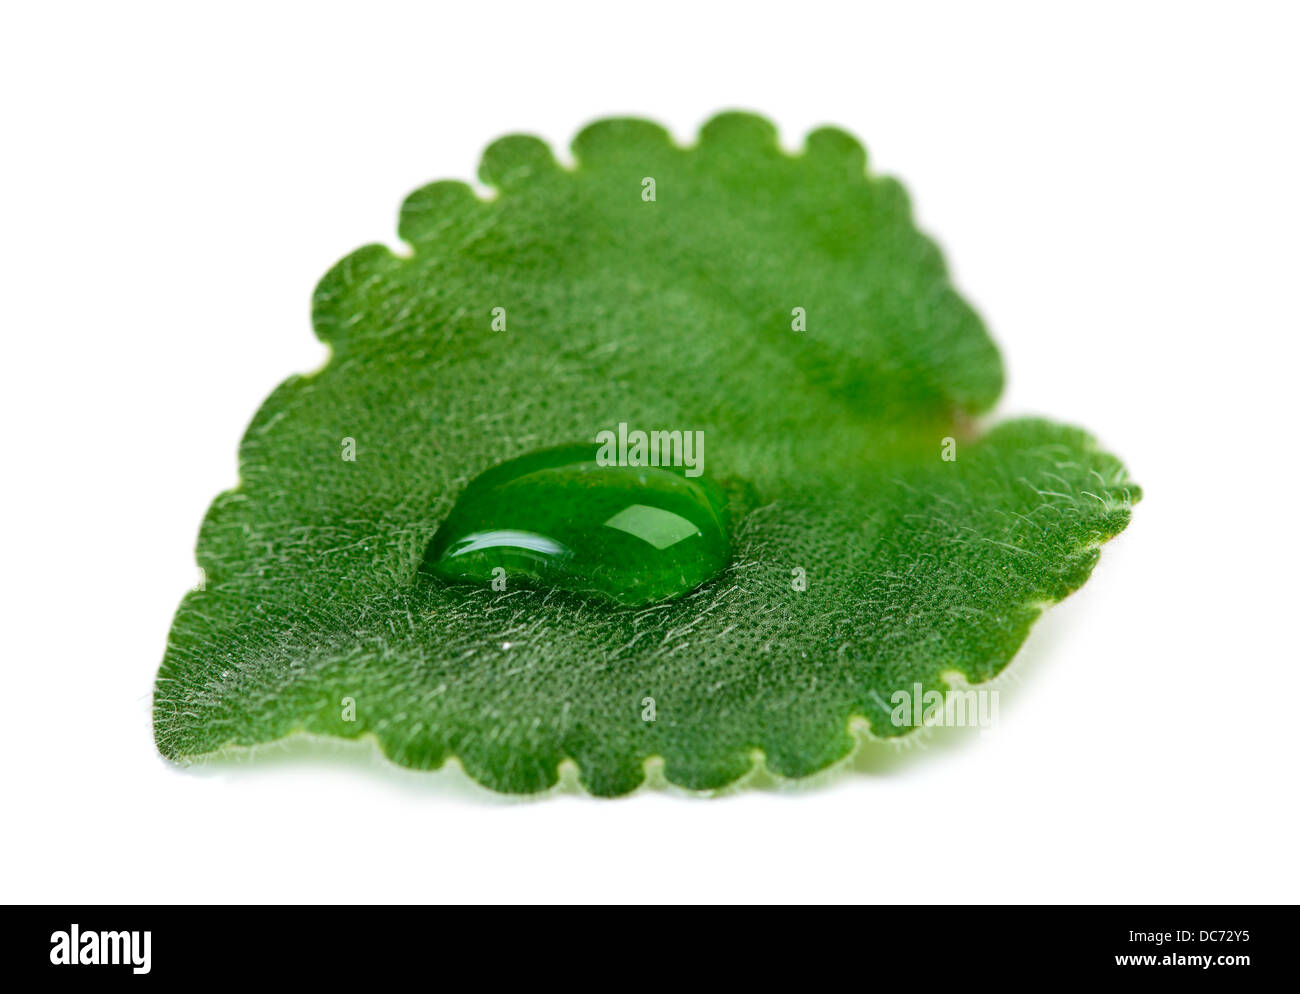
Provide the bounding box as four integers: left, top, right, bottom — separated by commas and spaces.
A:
2, 905, 1284, 982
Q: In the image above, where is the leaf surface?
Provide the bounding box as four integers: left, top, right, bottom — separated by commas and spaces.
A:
153, 112, 1139, 795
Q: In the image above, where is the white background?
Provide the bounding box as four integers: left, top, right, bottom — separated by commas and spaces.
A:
3, 2, 1297, 904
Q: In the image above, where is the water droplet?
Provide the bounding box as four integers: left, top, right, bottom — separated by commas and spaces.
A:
420, 444, 731, 606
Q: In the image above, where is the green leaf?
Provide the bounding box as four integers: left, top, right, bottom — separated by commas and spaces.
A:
153, 112, 1139, 796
